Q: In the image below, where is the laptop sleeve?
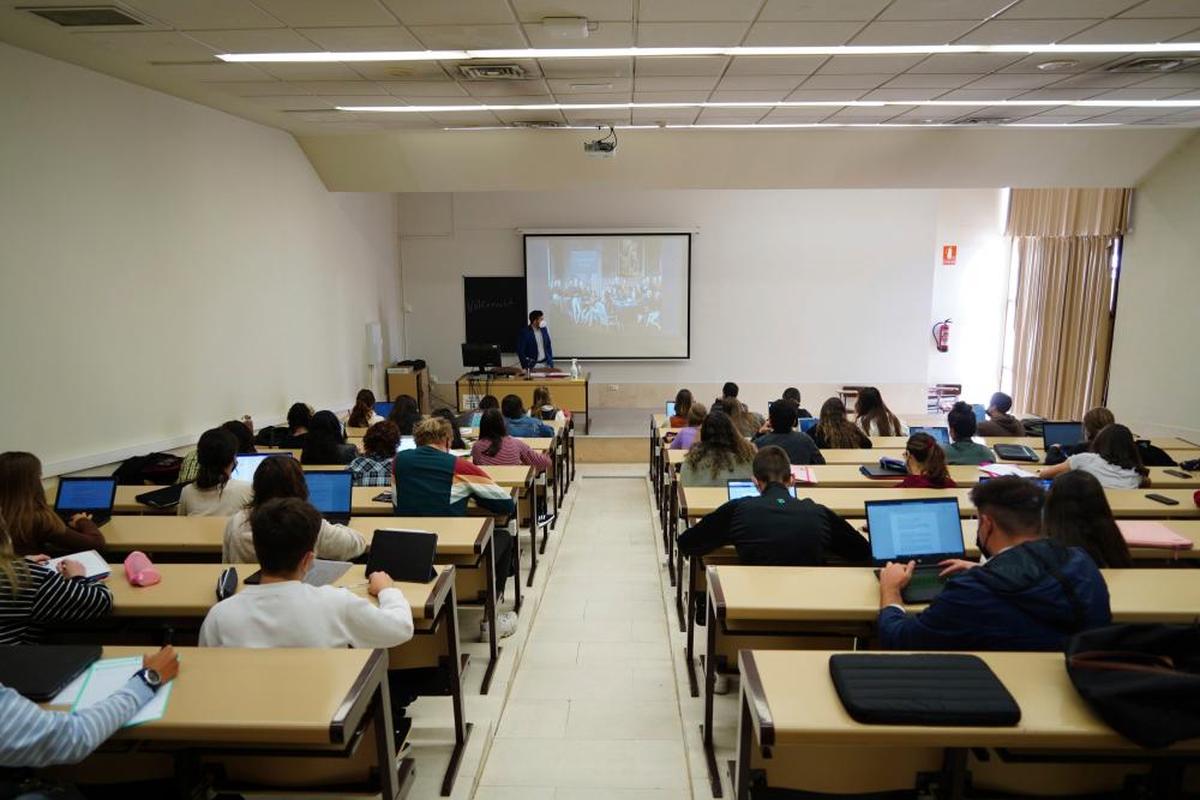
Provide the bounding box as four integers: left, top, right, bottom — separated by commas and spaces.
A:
829, 653, 1021, 727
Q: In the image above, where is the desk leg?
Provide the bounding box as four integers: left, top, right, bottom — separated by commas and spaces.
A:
940, 748, 968, 800
684, 556, 699, 697
733, 692, 754, 800
440, 584, 473, 797
538, 478, 551, 554
480, 538, 500, 695
526, 487, 539, 588
511, 519, 523, 615
372, 678, 404, 800
702, 592, 723, 798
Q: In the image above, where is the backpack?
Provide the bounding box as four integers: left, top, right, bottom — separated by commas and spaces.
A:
111, 452, 183, 486
1136, 440, 1178, 467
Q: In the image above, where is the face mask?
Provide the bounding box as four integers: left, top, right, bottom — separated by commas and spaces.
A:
976, 519, 992, 560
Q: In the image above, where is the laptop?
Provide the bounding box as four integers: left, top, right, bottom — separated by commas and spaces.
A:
397, 436, 417, 452
374, 401, 394, 419
304, 470, 353, 525
230, 452, 293, 484
799, 417, 819, 433
0, 644, 102, 701
727, 479, 796, 501
54, 477, 116, 527
136, 483, 186, 509
366, 529, 439, 583
866, 497, 966, 604
1042, 421, 1085, 451
665, 401, 677, 418
911, 426, 950, 445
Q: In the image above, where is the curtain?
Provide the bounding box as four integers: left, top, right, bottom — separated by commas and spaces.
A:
1006, 187, 1132, 237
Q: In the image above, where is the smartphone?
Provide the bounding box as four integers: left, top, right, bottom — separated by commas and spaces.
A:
1164, 469, 1193, 479
1146, 493, 1180, 506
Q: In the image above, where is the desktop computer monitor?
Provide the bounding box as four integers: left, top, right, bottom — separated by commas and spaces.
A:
461, 342, 502, 372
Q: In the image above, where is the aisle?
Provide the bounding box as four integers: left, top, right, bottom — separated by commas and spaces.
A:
473, 471, 693, 799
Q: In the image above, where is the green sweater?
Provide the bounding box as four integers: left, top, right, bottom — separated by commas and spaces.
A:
944, 440, 996, 465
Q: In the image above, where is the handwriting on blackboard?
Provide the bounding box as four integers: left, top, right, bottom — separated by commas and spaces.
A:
466, 298, 517, 314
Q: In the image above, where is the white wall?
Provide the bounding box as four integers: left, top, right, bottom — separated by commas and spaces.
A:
397, 189, 1010, 415
0, 43, 403, 474
1108, 132, 1200, 441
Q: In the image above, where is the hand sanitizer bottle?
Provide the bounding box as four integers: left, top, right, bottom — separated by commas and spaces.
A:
570, 358, 580, 379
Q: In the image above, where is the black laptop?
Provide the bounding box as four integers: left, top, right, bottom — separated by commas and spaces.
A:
1042, 421, 1085, 451
910, 426, 950, 445
365, 529, 438, 583
304, 470, 353, 525
0, 645, 102, 701
54, 477, 117, 527
136, 482, 187, 509
866, 497, 966, 604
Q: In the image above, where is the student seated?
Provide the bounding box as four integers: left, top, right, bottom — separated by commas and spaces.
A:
1045, 471, 1133, 568
720, 396, 763, 439
669, 389, 693, 428
501, 394, 555, 438
1043, 407, 1115, 466
678, 446, 869, 566
679, 410, 756, 487
349, 421, 400, 487
854, 387, 906, 437
393, 417, 519, 639
205, 498, 410, 648
301, 410, 358, 465
781, 387, 812, 419
223, 456, 366, 563
0, 452, 105, 557
387, 394, 421, 436
0, 511, 112, 645
943, 401, 996, 465
268, 402, 313, 449
532, 386, 568, 423
458, 394, 498, 429
669, 403, 707, 451
752, 400, 825, 466
347, 388, 385, 429
1040, 423, 1149, 489
180, 418, 257, 485
808, 398, 872, 450
431, 408, 468, 450
472, 409, 551, 471
896, 433, 957, 488
977, 391, 1025, 436
178, 429, 253, 517
877, 476, 1111, 651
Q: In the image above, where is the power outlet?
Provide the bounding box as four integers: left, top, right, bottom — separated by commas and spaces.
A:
608, 384, 620, 392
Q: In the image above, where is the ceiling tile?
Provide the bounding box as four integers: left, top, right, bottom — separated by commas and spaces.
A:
850, 20, 979, 45
636, 22, 751, 46
295, 26, 424, 50
634, 56, 729, 76
631, 108, 701, 122
878, 0, 1013, 20
633, 75, 720, 91
934, 87, 1024, 100
638, 0, 765, 22
1132, 71, 1200, 88
1120, 0, 1200, 18
817, 54, 925, 73
206, 80, 311, 95
1065, 18, 1200, 43
1014, 86, 1107, 99
823, 106, 901, 120
510, 0, 633, 22
708, 88, 791, 101
883, 72, 982, 87
803, 72, 892, 88
1001, 0, 1141, 19
409, 24, 527, 49
743, 21, 864, 45
1088, 86, 1193, 99
427, 110, 503, 124
388, 96, 485, 105
784, 87, 869, 100
243, 95, 335, 110
294, 80, 388, 95
724, 55, 827, 74
958, 19, 1100, 43
524, 20, 633, 47
716, 74, 806, 90
259, 62, 366, 80
1042, 72, 1144, 88
249, 0, 396, 27
312, 94, 397, 106
860, 87, 944, 100
758, 0, 889, 21
548, 77, 633, 92
69, 30, 217, 61
461, 78, 551, 96
632, 90, 712, 102
380, 80, 470, 97
761, 107, 836, 121
966, 72, 1062, 88
490, 109, 567, 124
886, 105, 976, 119
348, 61, 450, 79
123, 0, 284, 29
187, 28, 320, 53
908, 52, 1026, 72
997, 53, 1122, 72
562, 108, 631, 123
695, 109, 769, 122
483, 94, 558, 104
152, 62, 271, 80
554, 91, 633, 102
541, 57, 632, 78
380, 0, 516, 26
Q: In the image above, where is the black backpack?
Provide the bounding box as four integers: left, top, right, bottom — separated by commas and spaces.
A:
1136, 440, 1178, 467
111, 452, 182, 486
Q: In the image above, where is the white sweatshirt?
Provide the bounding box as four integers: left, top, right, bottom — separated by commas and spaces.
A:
221, 509, 367, 563
198, 580, 413, 649
178, 480, 253, 517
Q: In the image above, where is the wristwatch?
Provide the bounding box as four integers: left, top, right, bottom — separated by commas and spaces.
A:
134, 667, 162, 690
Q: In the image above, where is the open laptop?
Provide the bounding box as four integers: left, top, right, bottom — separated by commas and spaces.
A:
665, 401, 677, 418
374, 401, 394, 419
799, 417, 818, 433
727, 479, 797, 501
230, 452, 293, 484
397, 436, 417, 452
0, 645, 103, 701
911, 426, 950, 445
304, 470, 353, 525
1043, 421, 1085, 451
366, 529, 438, 583
54, 477, 116, 527
979, 475, 1053, 492
866, 497, 966, 604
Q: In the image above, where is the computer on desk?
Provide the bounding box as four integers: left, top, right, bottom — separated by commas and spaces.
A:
1043, 421, 1085, 451
866, 497, 965, 604
461, 342, 503, 375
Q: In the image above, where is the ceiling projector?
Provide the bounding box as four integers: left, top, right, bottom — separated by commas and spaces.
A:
584, 126, 617, 158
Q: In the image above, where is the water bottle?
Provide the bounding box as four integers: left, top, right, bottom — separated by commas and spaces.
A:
570, 358, 580, 379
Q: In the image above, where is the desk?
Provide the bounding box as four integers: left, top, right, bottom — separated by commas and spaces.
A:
733, 649, 1200, 800
456, 372, 591, 433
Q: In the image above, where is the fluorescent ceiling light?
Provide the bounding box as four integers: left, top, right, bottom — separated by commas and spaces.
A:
219, 42, 1200, 63
441, 122, 1125, 130
339, 98, 1200, 113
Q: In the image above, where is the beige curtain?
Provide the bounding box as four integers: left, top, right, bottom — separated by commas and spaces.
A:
1006, 188, 1132, 420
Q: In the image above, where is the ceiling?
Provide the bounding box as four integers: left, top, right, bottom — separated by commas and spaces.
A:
3, 0, 1200, 135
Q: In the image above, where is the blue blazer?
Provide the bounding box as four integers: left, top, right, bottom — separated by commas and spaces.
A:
516, 325, 553, 368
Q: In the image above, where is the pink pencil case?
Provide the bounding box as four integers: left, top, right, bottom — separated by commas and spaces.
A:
124, 551, 161, 587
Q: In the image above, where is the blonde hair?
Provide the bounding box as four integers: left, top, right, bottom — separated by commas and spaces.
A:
414, 416, 453, 447
0, 452, 65, 554
1083, 407, 1116, 440
0, 510, 30, 596
532, 386, 553, 409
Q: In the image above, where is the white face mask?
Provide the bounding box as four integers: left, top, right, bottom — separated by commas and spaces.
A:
538, 318, 547, 328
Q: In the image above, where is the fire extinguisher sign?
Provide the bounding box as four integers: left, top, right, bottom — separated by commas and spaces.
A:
942, 244, 957, 266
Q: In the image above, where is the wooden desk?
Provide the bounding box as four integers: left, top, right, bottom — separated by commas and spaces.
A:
733, 649, 1200, 800
456, 372, 590, 432
45, 645, 409, 798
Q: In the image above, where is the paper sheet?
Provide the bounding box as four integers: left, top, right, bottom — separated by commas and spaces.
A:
979, 464, 1036, 479
44, 550, 109, 579
70, 657, 174, 727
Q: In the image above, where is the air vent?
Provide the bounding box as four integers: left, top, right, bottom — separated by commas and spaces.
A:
459, 64, 527, 80
1106, 56, 1200, 74
22, 4, 145, 26
511, 120, 566, 129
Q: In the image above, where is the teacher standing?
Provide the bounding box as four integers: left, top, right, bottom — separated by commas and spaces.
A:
517, 310, 554, 370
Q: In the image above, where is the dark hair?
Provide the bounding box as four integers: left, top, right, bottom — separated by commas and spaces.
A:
752, 446, 792, 485
1090, 423, 1148, 478
989, 392, 1013, 414
479, 408, 508, 458
432, 408, 466, 450
477, 395, 499, 411
221, 420, 255, 454
946, 401, 977, 441
906, 433, 952, 486
782, 387, 801, 404
768, 399, 798, 433
348, 389, 377, 428
286, 403, 312, 432
501, 394, 525, 419
387, 395, 421, 436
722, 382, 739, 398
814, 397, 867, 449
685, 410, 756, 479
855, 387, 903, 437
250, 497, 320, 574
529, 310, 543, 324
970, 476, 1044, 536
1083, 407, 1115, 441
674, 388, 693, 417
363, 420, 400, 459
251, 456, 308, 507
196, 428, 237, 491
1045, 471, 1132, 568
685, 402, 707, 428
301, 410, 348, 465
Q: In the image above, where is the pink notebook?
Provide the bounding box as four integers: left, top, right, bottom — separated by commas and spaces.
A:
791, 466, 818, 485
1117, 521, 1195, 550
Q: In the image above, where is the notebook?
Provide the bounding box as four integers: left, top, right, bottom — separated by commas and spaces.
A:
1043, 421, 1086, 451
866, 497, 965, 604
0, 645, 101, 701
727, 479, 796, 501
230, 452, 293, 484
366, 529, 438, 583
44, 550, 109, 580
790, 465, 818, 485
1117, 521, 1195, 551
54, 477, 116, 527
911, 426, 950, 445
70, 656, 174, 727
304, 470, 353, 525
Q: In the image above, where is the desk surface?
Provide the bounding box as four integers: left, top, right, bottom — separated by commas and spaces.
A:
113, 484, 522, 516
740, 649, 1200, 750
350, 485, 519, 516
708, 565, 1200, 624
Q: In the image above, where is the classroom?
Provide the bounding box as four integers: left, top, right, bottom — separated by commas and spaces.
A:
2, 1, 1200, 799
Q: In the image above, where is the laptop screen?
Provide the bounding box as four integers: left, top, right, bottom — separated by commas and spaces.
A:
230, 452, 293, 484
727, 480, 797, 501
979, 476, 1053, 492
374, 401, 394, 419
799, 417, 818, 433
865, 498, 965, 563
665, 401, 676, 418
1043, 421, 1085, 450
55, 478, 116, 512
397, 436, 416, 452
911, 426, 950, 445
304, 471, 353, 516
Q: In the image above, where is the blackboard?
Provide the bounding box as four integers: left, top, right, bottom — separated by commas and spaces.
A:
464, 276, 526, 353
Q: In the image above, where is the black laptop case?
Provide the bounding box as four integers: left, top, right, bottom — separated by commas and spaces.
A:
0, 645, 103, 701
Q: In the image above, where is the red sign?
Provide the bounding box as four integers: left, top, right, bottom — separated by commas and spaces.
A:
942, 244, 957, 266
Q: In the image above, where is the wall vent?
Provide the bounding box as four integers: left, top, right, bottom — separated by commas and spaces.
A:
458, 64, 527, 80
1105, 57, 1200, 74
21, 4, 146, 27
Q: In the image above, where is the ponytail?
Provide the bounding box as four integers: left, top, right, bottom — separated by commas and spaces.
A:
907, 433, 951, 486
348, 389, 376, 428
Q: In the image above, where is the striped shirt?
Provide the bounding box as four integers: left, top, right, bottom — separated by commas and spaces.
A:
0, 677, 154, 767
349, 454, 393, 486
470, 437, 551, 472
0, 564, 114, 646
392, 446, 515, 518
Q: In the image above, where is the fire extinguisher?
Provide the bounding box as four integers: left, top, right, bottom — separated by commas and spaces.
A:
932, 319, 951, 353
